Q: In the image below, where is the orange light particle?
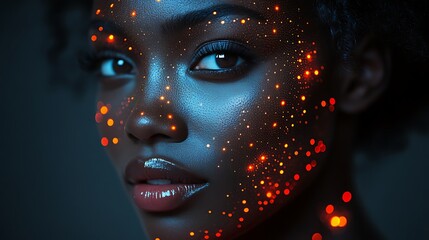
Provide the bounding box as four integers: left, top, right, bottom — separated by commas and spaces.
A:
247, 165, 254, 171
189, 232, 195, 237
305, 70, 310, 76
342, 191, 352, 203
171, 125, 177, 131
325, 204, 334, 214
107, 118, 114, 127
98, 26, 103, 32
312, 233, 323, 240
239, 217, 244, 222
243, 208, 249, 213
107, 34, 115, 43
241, 19, 246, 24
314, 70, 320, 75
274, 5, 280, 11
100, 106, 109, 115
215, 233, 221, 237
101, 137, 109, 147
110, 3, 114, 8
112, 138, 119, 145
95, 9, 101, 15
131, 10, 137, 17
167, 114, 173, 119
272, 29, 277, 34
266, 192, 272, 198
281, 100, 286, 106
91, 35, 97, 42
339, 216, 348, 227
301, 96, 306, 101
321, 100, 327, 107
272, 122, 277, 128
307, 54, 312, 59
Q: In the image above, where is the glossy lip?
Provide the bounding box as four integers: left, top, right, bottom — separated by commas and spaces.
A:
125, 157, 208, 212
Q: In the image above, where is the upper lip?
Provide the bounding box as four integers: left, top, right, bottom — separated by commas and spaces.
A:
125, 157, 207, 185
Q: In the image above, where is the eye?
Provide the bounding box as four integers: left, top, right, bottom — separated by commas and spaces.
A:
100, 58, 134, 77
194, 53, 245, 71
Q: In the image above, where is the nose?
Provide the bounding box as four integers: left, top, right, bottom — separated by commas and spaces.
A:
125, 106, 188, 144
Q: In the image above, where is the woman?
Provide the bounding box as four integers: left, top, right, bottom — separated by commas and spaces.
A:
49, 0, 428, 239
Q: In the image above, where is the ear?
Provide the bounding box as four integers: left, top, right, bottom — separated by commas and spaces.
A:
335, 36, 391, 113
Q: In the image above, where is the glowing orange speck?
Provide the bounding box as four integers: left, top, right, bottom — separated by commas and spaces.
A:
272, 29, 277, 34
247, 165, 254, 171
241, 19, 246, 24
171, 125, 177, 131
98, 26, 103, 32
131, 10, 137, 17
91, 35, 97, 42
107, 34, 115, 43
301, 96, 306, 101
325, 204, 334, 214
312, 233, 323, 240
314, 70, 320, 75
101, 137, 109, 147
342, 191, 352, 203
305, 70, 310, 76
266, 192, 272, 198
107, 119, 114, 127
281, 100, 286, 106
310, 139, 315, 145
306, 151, 311, 157
110, 3, 114, 8
112, 138, 119, 145
189, 232, 195, 237
243, 208, 249, 213
339, 216, 348, 227
168, 114, 173, 119
272, 122, 277, 128
239, 217, 244, 222
100, 106, 109, 115
95, 9, 101, 15
321, 101, 327, 107
307, 54, 312, 59
274, 5, 280, 11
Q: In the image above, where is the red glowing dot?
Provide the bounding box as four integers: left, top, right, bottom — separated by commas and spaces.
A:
306, 151, 311, 157
98, 26, 103, 32
329, 98, 336, 105
95, 113, 103, 123
325, 204, 334, 214
274, 5, 280, 11
215, 233, 221, 237
312, 233, 323, 240
305, 164, 312, 172
91, 35, 97, 42
342, 191, 352, 203
204, 235, 209, 239
321, 100, 327, 107
310, 139, 315, 145
247, 164, 254, 171
95, 9, 101, 15
294, 174, 300, 181
239, 217, 244, 222
101, 137, 109, 147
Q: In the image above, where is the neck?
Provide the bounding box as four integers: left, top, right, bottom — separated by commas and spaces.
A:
238, 113, 383, 240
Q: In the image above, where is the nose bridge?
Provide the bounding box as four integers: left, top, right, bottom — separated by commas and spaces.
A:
124, 55, 188, 143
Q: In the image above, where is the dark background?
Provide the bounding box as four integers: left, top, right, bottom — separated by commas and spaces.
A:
1, 1, 429, 240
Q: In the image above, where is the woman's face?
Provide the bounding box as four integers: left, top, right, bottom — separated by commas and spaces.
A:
90, 0, 336, 239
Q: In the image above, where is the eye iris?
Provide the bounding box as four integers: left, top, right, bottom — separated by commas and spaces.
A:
113, 59, 132, 74
215, 53, 238, 69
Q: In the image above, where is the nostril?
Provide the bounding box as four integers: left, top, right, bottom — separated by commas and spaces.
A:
127, 132, 139, 143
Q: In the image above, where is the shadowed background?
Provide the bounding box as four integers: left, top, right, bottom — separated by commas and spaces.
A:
1, 1, 428, 239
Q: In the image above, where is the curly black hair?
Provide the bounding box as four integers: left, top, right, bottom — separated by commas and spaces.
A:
45, 0, 429, 155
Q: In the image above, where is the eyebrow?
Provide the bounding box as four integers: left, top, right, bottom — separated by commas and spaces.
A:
162, 4, 266, 34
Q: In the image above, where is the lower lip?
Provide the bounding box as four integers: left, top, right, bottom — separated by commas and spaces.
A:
132, 183, 208, 212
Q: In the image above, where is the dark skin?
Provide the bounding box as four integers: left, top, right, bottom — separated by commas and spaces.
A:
89, 0, 388, 239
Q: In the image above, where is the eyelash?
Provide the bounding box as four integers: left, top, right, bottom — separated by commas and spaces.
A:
80, 40, 256, 81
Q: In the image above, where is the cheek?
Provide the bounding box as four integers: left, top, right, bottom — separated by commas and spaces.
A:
207, 46, 336, 233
